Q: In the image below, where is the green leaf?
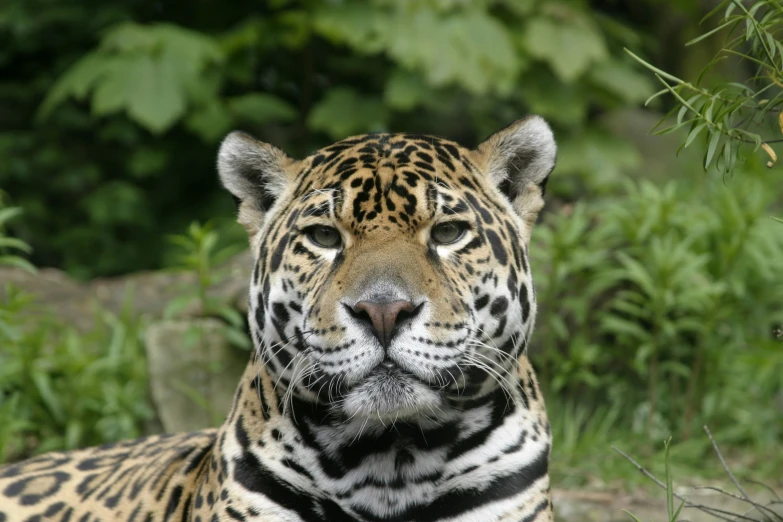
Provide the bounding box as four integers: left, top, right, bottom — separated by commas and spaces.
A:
313, 3, 387, 53
38, 22, 222, 133
601, 315, 650, 341
101, 22, 159, 52
672, 499, 686, 521
212, 305, 245, 328
186, 102, 233, 143
84, 181, 146, 225
651, 119, 695, 136
384, 71, 434, 110
664, 438, 674, 519
128, 147, 168, 178
307, 88, 388, 139
316, 4, 518, 93
124, 52, 187, 133
589, 59, 655, 103
38, 52, 110, 118
90, 55, 145, 116
496, 0, 536, 16
703, 96, 715, 123
523, 73, 589, 125
0, 207, 23, 225
103, 23, 222, 66
222, 326, 252, 350
386, 7, 520, 93
31, 371, 66, 424
65, 421, 84, 450
163, 294, 196, 319
683, 122, 707, 148
705, 131, 721, 169
625, 49, 685, 85
622, 509, 644, 522
523, 16, 607, 82
226, 93, 298, 125
685, 19, 737, 46
720, 139, 732, 173
0, 237, 32, 253
699, 0, 730, 25
0, 256, 37, 273
555, 130, 640, 186
644, 87, 671, 107
677, 104, 689, 124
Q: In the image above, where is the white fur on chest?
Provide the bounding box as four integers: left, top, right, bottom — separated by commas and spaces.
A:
220, 394, 549, 522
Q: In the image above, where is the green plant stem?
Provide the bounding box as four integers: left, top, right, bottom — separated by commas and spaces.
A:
647, 350, 659, 435
731, 0, 783, 78
683, 337, 706, 439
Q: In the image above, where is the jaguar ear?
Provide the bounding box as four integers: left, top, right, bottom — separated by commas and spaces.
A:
217, 131, 298, 239
473, 116, 556, 233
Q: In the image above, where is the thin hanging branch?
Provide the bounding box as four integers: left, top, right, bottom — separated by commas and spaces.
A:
703, 426, 750, 501
614, 427, 783, 522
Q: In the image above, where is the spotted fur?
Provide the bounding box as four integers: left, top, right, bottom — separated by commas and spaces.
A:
0, 116, 557, 522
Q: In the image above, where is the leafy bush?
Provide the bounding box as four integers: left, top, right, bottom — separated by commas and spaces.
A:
0, 199, 152, 463
0, 297, 152, 462
164, 220, 247, 338
0, 199, 36, 273
545, 0, 783, 486
534, 162, 783, 479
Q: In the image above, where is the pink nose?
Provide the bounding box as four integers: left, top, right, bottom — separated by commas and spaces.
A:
350, 300, 419, 347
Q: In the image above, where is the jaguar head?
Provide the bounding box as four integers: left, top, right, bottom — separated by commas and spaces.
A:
218, 117, 556, 423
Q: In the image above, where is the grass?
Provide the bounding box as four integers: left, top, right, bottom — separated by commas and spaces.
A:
548, 396, 783, 493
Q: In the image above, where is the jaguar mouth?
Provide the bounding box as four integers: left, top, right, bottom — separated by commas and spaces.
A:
368, 356, 441, 388
340, 362, 444, 420
371, 356, 405, 375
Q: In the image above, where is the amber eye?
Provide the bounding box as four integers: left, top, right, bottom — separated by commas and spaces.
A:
306, 225, 342, 248
431, 222, 467, 245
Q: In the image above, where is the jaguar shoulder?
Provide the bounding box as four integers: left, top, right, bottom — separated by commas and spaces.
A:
1, 116, 557, 522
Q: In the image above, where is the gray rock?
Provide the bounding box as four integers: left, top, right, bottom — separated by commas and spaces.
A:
144, 319, 249, 433
0, 250, 253, 331
0, 252, 255, 433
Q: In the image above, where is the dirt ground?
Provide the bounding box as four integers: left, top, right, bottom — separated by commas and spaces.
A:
553, 483, 783, 521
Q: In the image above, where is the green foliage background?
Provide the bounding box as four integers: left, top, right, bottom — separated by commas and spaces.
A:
1, 0, 782, 486
1, 0, 663, 278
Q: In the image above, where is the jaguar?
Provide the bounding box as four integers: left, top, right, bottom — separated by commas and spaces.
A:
0, 115, 557, 522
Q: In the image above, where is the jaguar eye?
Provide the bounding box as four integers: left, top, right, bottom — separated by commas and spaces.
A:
306, 225, 342, 249
431, 222, 467, 245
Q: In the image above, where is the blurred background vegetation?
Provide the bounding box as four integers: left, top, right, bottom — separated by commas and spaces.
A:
1, 0, 781, 495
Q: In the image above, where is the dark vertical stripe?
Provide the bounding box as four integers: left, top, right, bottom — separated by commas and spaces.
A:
164, 485, 183, 521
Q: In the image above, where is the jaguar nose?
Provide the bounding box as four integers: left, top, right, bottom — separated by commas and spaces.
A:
348, 299, 421, 347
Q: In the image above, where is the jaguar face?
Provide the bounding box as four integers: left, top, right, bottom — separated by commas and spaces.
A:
218, 117, 556, 422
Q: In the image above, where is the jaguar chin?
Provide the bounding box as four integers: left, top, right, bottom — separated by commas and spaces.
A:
339, 362, 447, 421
